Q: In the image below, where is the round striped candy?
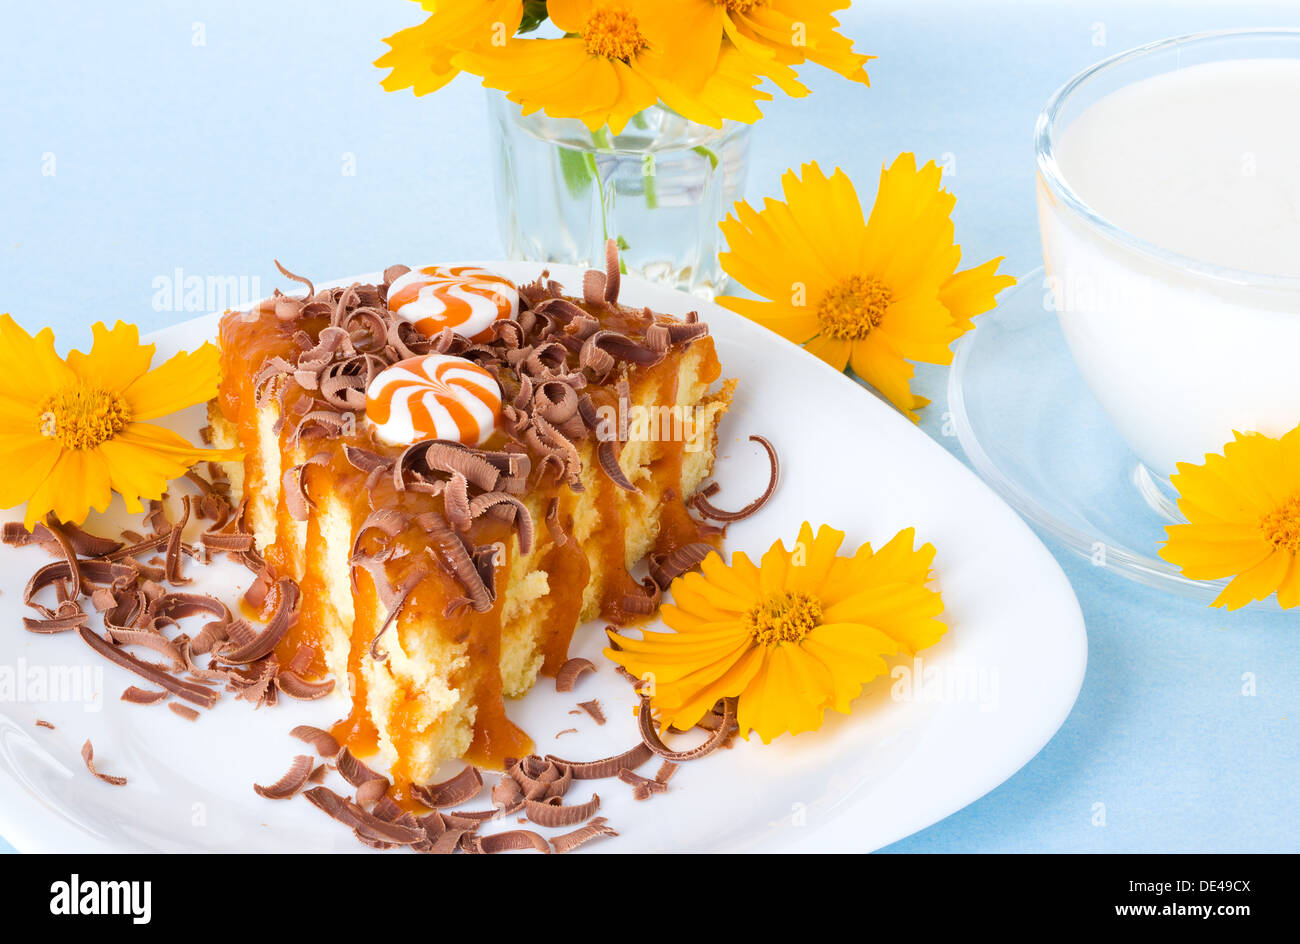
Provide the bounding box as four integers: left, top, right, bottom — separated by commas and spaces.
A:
365, 354, 502, 447
386, 265, 518, 342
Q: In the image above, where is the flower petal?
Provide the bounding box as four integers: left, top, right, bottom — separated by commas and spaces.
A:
0, 314, 76, 406
24, 447, 113, 528
66, 321, 155, 394
122, 341, 223, 421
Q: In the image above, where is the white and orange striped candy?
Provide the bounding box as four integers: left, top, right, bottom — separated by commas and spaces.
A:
386, 265, 518, 342
365, 354, 502, 447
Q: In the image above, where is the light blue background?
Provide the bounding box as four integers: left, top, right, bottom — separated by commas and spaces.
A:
3, 0, 1297, 853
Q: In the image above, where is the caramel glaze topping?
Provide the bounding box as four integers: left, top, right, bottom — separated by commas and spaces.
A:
216, 249, 722, 781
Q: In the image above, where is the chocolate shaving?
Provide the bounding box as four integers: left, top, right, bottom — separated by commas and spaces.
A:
466, 492, 534, 553
80, 740, 127, 786
582, 268, 606, 308
596, 440, 639, 493
337, 749, 388, 791
163, 495, 192, 585
546, 743, 652, 780
524, 793, 601, 827
603, 237, 621, 304
576, 699, 606, 725
551, 817, 617, 854
466, 829, 551, 855
79, 627, 218, 708
343, 445, 392, 475
168, 703, 200, 722
618, 768, 668, 800
216, 578, 300, 663
620, 576, 661, 616
291, 725, 341, 758
492, 774, 526, 814
35, 719, 55, 730
544, 497, 569, 547
254, 754, 314, 799
275, 669, 336, 700
690, 435, 779, 522
637, 694, 738, 761
273, 259, 315, 302
104, 627, 184, 667
417, 813, 474, 855
303, 787, 424, 845
121, 686, 169, 705
507, 755, 573, 800
283, 454, 329, 521
367, 573, 423, 661
648, 542, 715, 589
355, 778, 389, 808
409, 765, 484, 808
418, 512, 494, 612
396, 440, 500, 493
23, 608, 89, 634
555, 657, 595, 693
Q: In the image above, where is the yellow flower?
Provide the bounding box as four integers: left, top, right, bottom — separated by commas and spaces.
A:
716, 156, 1015, 421
605, 523, 947, 743
1160, 428, 1300, 610
456, 0, 770, 133
0, 315, 240, 530
689, 0, 873, 97
376, 1, 525, 97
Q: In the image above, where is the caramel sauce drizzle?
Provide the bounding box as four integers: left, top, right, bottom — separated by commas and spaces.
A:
216, 283, 719, 782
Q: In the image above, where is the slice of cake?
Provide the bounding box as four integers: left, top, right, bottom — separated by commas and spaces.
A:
208, 247, 733, 788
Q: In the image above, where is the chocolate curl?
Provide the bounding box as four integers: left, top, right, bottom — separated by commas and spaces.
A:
215, 578, 300, 663
636, 695, 738, 761
551, 817, 617, 854
546, 743, 652, 780
524, 793, 600, 827
648, 542, 716, 590
410, 766, 484, 809
555, 657, 595, 693
691, 435, 780, 523
254, 755, 314, 799
81, 740, 127, 786
603, 237, 621, 304
596, 440, 639, 493
274, 259, 315, 302
291, 725, 341, 758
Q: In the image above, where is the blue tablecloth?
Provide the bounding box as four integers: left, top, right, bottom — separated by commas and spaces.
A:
3, 0, 1296, 853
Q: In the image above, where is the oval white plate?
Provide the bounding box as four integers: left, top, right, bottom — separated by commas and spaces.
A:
0, 263, 1086, 853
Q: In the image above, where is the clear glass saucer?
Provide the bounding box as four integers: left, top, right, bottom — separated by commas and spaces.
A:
948, 267, 1274, 607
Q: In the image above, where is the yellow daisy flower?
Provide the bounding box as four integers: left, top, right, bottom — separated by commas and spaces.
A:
376, 1, 525, 97
605, 523, 947, 744
689, 0, 874, 97
0, 315, 239, 530
457, 0, 770, 133
716, 156, 1015, 421
1161, 427, 1300, 610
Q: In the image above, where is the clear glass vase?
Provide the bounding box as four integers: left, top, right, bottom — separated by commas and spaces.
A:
487, 92, 752, 298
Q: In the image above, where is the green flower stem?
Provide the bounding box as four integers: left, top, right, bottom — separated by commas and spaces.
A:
589, 128, 613, 241
692, 145, 719, 169
642, 153, 658, 209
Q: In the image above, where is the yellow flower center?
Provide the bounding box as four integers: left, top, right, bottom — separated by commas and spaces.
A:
582, 8, 648, 61
38, 384, 131, 450
816, 275, 894, 341
716, 0, 766, 12
746, 591, 824, 646
1259, 494, 1300, 553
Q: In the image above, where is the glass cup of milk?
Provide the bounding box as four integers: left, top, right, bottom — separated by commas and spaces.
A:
1036, 29, 1300, 484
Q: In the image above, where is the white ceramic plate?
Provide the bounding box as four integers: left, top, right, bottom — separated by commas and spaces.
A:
0, 264, 1086, 853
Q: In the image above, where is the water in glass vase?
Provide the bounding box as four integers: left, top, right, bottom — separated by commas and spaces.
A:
488, 92, 751, 298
